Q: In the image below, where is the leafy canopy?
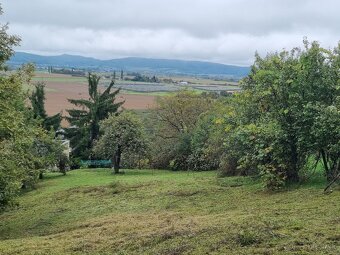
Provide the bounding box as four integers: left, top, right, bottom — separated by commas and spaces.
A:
93, 111, 148, 173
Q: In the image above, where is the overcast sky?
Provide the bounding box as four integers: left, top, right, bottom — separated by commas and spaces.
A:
1, 0, 339, 66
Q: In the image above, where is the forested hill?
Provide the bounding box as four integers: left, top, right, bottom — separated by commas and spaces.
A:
9, 52, 250, 78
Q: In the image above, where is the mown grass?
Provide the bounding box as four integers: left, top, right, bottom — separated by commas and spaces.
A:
0, 169, 339, 255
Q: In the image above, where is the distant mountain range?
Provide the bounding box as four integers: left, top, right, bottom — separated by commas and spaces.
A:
9, 52, 250, 78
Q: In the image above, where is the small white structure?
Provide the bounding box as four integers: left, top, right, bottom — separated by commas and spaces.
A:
56, 129, 71, 158
179, 81, 188, 85
60, 139, 71, 158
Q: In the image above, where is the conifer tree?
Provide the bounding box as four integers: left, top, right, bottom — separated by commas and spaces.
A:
66, 73, 123, 158
30, 82, 61, 131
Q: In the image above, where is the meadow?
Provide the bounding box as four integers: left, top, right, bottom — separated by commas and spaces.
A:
0, 169, 339, 255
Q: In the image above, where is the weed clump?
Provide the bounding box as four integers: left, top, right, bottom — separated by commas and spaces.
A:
236, 228, 262, 246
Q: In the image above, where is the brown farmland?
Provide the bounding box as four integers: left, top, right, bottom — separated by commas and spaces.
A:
33, 73, 156, 126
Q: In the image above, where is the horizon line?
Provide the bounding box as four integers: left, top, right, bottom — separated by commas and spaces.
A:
13, 51, 251, 68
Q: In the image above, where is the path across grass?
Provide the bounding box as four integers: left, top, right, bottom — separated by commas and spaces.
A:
0, 169, 339, 254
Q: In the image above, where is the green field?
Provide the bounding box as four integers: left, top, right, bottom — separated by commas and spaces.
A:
22, 83, 57, 93
0, 169, 339, 255
32, 76, 87, 84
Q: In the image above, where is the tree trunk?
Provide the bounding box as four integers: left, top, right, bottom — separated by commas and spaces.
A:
286, 142, 299, 182
320, 149, 331, 181
112, 147, 121, 174
39, 172, 43, 180
138, 154, 141, 169
286, 167, 299, 182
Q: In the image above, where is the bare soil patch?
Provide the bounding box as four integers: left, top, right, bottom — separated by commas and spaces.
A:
34, 74, 156, 126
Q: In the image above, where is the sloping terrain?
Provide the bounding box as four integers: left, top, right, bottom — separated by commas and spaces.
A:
0, 169, 339, 255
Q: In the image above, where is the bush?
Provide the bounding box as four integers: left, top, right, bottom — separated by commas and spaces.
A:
219, 156, 239, 177
69, 157, 81, 170
259, 164, 287, 190
58, 154, 69, 175
237, 228, 262, 246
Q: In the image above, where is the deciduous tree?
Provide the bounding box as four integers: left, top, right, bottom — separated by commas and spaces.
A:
93, 112, 147, 174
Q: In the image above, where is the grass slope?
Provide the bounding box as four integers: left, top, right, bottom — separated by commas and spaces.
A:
0, 169, 339, 255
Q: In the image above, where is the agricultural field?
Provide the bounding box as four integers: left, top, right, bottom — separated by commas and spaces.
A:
0, 169, 339, 255
107, 79, 240, 93
29, 72, 240, 124
30, 73, 157, 119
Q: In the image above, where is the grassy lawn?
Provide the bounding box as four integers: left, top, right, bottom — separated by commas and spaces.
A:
0, 169, 339, 255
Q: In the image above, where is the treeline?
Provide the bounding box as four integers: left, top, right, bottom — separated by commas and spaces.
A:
47, 66, 86, 76
142, 41, 340, 190
126, 72, 159, 83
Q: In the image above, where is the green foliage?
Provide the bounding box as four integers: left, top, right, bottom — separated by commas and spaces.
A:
310, 104, 340, 181
220, 40, 340, 189
69, 157, 81, 170
150, 90, 213, 170
0, 5, 20, 71
93, 111, 148, 173
58, 154, 69, 176
32, 130, 66, 176
130, 73, 159, 83
0, 6, 63, 208
66, 73, 123, 158
30, 82, 47, 119
0, 59, 37, 207
29, 81, 61, 131
0, 141, 23, 207
0, 72, 64, 207
188, 104, 225, 171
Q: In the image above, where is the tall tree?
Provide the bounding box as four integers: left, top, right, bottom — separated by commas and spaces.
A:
151, 90, 212, 170
0, 4, 63, 208
29, 82, 62, 131
0, 6, 20, 71
66, 73, 123, 158
222, 40, 340, 189
30, 82, 47, 119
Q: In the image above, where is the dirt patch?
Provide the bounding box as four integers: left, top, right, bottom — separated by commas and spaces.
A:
44, 83, 156, 114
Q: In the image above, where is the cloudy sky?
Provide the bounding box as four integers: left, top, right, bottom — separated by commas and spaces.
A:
1, 0, 339, 66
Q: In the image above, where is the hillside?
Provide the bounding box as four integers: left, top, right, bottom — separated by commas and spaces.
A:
8, 52, 250, 78
0, 169, 339, 255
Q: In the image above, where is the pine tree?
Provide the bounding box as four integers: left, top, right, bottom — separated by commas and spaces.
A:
66, 73, 123, 158
30, 82, 61, 131
30, 82, 47, 119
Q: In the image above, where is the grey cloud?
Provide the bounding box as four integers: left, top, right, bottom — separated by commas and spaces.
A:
1, 0, 339, 65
